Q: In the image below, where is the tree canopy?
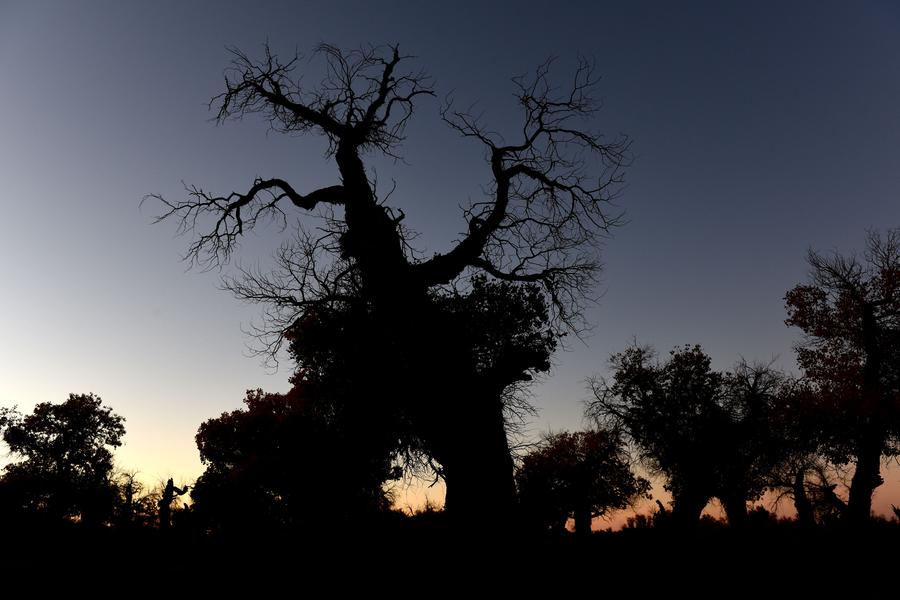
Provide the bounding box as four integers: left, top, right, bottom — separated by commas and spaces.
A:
516, 429, 649, 535
785, 228, 900, 523
589, 345, 792, 526
0, 394, 126, 525
192, 387, 398, 535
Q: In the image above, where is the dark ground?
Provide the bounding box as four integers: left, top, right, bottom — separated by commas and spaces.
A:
2, 518, 896, 594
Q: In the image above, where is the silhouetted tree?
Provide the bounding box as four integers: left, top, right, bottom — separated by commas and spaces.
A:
158, 478, 189, 531
516, 429, 649, 535
149, 43, 628, 521
785, 229, 900, 524
762, 380, 851, 527
128, 479, 168, 529
0, 394, 125, 526
589, 346, 789, 527
285, 275, 557, 508
191, 277, 557, 535
114, 470, 142, 528
589, 346, 722, 526
191, 387, 398, 536
713, 360, 793, 526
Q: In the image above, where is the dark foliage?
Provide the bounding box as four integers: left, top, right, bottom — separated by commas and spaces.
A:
785, 229, 900, 523
589, 345, 792, 527
0, 394, 125, 526
516, 429, 649, 534
148, 42, 627, 519
190, 276, 558, 533
191, 387, 398, 536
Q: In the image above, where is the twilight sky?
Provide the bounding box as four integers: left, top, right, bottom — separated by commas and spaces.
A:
1, 1, 899, 513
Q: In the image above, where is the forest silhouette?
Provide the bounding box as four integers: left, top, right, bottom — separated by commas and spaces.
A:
2, 43, 898, 574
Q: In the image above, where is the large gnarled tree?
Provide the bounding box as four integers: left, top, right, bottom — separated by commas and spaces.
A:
150, 43, 628, 522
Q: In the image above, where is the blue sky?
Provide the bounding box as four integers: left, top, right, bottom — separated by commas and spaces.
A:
1, 1, 899, 510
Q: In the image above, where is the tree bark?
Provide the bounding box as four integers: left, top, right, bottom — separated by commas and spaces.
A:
793, 470, 815, 527
439, 394, 516, 529
720, 493, 748, 528
845, 306, 885, 525
846, 436, 882, 525
670, 491, 708, 528
573, 504, 592, 537
333, 141, 523, 523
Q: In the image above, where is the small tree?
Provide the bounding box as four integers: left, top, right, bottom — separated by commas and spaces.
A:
713, 360, 793, 526
0, 394, 126, 525
517, 429, 649, 535
589, 345, 723, 526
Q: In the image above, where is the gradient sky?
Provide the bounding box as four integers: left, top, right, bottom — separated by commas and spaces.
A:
1, 1, 899, 516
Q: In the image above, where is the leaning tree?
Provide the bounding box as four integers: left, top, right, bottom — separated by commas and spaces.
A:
150, 43, 629, 521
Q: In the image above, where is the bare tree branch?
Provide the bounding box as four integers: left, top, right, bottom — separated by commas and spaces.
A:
213, 43, 434, 156
144, 179, 346, 268
417, 57, 630, 329
149, 43, 434, 270
223, 223, 360, 365
149, 44, 628, 337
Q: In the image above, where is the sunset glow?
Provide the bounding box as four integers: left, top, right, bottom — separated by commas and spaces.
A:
1, 1, 899, 546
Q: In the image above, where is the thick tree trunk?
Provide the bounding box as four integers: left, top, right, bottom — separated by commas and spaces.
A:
670, 491, 708, 528
440, 398, 516, 528
847, 437, 882, 525
720, 493, 748, 528
335, 143, 520, 525
793, 470, 815, 527
573, 504, 592, 537
846, 307, 885, 525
